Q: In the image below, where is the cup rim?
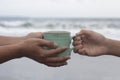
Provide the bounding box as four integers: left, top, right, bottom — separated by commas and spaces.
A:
44, 31, 70, 34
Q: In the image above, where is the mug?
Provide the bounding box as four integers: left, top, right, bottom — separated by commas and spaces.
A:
44, 31, 72, 56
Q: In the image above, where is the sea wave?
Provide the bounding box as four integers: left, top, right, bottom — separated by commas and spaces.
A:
0, 18, 120, 39
0, 19, 120, 29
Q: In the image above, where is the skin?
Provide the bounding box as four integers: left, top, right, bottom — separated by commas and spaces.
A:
73, 30, 120, 57
0, 32, 44, 46
0, 32, 70, 67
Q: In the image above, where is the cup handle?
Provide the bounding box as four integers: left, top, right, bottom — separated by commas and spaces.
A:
70, 48, 74, 51
72, 36, 76, 40
71, 35, 80, 52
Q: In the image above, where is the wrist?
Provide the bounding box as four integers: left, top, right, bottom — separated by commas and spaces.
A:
98, 38, 110, 56
105, 38, 119, 56
7, 36, 27, 45
103, 38, 113, 55
12, 44, 24, 58
0, 44, 24, 63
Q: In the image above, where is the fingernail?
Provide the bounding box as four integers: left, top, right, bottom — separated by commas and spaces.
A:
54, 43, 58, 47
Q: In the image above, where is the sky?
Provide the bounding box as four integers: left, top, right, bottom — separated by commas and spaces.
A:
0, 0, 120, 18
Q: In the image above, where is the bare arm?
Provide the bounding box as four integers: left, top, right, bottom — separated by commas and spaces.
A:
0, 44, 21, 63
0, 38, 70, 67
107, 39, 120, 57
0, 32, 43, 46
0, 36, 26, 46
73, 30, 120, 57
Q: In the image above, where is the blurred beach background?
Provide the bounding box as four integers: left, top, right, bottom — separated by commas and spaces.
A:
1, 0, 120, 80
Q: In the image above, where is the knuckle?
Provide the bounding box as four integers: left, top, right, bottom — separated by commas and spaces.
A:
37, 32, 43, 36
23, 39, 33, 45
80, 29, 85, 32
36, 39, 42, 43
26, 38, 37, 42
81, 29, 87, 33
40, 53, 46, 58
24, 39, 31, 43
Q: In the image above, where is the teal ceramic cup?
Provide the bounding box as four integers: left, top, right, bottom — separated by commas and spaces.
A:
44, 31, 72, 56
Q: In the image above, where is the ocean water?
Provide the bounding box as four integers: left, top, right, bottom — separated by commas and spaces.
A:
0, 18, 120, 80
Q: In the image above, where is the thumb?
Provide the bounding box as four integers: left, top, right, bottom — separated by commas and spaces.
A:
36, 32, 44, 39
36, 39, 58, 49
76, 30, 93, 37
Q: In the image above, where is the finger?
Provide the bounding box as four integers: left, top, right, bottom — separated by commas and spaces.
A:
74, 44, 83, 53
73, 36, 81, 41
46, 62, 67, 67
29, 58, 67, 67
42, 56, 70, 63
44, 47, 68, 57
36, 32, 44, 38
73, 48, 77, 53
78, 49, 88, 55
75, 36, 82, 41
37, 39, 58, 49
72, 40, 82, 46
72, 36, 76, 40
76, 29, 93, 37
75, 34, 86, 44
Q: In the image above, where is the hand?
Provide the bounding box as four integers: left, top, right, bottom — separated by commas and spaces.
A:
17, 38, 70, 67
73, 30, 109, 57
25, 32, 44, 39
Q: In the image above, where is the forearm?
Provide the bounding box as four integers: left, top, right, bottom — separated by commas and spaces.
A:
0, 36, 26, 46
107, 39, 120, 57
0, 44, 21, 63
